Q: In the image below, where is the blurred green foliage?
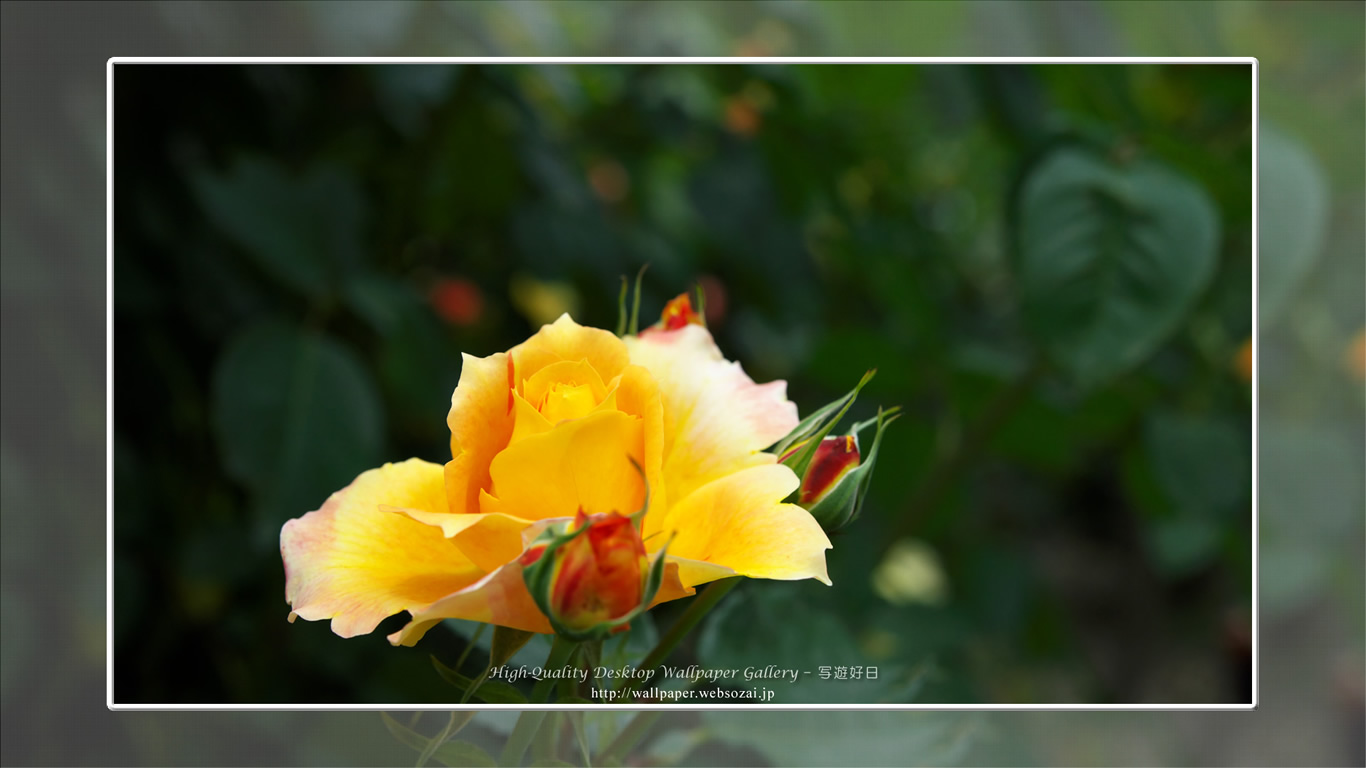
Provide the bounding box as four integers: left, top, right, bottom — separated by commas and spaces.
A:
114, 62, 1256, 717
0, 0, 1357, 766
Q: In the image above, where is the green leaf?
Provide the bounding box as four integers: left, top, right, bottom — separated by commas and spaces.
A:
701, 711, 976, 768
429, 656, 529, 704
771, 369, 876, 457
343, 272, 412, 336
210, 321, 383, 544
1146, 515, 1223, 578
1260, 420, 1363, 614
1258, 123, 1329, 323
418, 711, 478, 768
381, 713, 497, 768
491, 627, 537, 669
1016, 146, 1219, 388
1143, 411, 1249, 517
696, 583, 897, 705
774, 370, 877, 484
444, 620, 555, 670
191, 156, 366, 299
436, 742, 498, 768
500, 711, 548, 767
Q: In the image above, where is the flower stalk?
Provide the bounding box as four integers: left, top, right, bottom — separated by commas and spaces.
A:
619, 577, 741, 701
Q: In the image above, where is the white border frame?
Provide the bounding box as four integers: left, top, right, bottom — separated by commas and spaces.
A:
106, 56, 1259, 712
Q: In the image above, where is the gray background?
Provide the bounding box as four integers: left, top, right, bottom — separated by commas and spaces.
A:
2, 1, 1362, 765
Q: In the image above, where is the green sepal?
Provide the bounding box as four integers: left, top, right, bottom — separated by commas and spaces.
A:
616, 276, 629, 336
616, 264, 650, 337
521, 518, 671, 643
774, 369, 877, 487
804, 406, 902, 532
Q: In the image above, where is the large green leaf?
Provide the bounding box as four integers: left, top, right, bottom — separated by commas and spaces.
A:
191, 157, 366, 299
1016, 147, 1219, 387
211, 321, 384, 543
1257, 123, 1329, 323
702, 711, 976, 768
1259, 420, 1363, 615
1144, 411, 1249, 517
1138, 411, 1249, 577
696, 583, 921, 705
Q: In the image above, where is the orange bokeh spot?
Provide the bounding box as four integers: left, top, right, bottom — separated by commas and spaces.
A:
588, 160, 630, 204
1347, 329, 1366, 381
430, 278, 484, 327
1233, 338, 1253, 382
725, 97, 761, 138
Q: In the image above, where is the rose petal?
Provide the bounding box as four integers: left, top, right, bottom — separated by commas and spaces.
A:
510, 313, 631, 385
486, 409, 646, 522
445, 351, 515, 516
661, 554, 737, 591
392, 505, 532, 574
281, 459, 484, 638
610, 364, 668, 529
660, 463, 832, 586
520, 359, 609, 413
390, 557, 552, 644
624, 324, 799, 505
391, 543, 698, 646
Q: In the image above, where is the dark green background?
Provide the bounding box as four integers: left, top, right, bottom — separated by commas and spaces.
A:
112, 62, 1253, 709
2, 1, 1362, 765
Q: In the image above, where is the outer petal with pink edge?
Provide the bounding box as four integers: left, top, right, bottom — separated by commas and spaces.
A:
281, 459, 485, 638
389, 529, 697, 645
624, 324, 799, 511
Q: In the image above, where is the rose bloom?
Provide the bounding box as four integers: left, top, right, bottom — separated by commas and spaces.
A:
280, 300, 831, 644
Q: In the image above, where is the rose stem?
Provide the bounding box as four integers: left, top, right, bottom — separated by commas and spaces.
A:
619, 576, 740, 701
529, 635, 578, 703
598, 709, 662, 765
497, 710, 546, 767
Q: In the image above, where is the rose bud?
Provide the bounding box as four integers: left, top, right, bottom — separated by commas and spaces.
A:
522, 508, 667, 641
781, 409, 897, 532
787, 434, 861, 506
635, 292, 705, 338
772, 370, 899, 533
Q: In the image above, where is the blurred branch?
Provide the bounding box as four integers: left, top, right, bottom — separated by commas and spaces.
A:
882, 352, 1048, 558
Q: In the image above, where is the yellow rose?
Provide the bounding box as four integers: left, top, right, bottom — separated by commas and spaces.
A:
280, 309, 831, 644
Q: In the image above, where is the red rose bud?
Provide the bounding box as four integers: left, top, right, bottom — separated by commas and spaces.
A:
522, 509, 667, 640
796, 435, 861, 505
636, 292, 706, 338
551, 510, 646, 631
776, 395, 900, 533
658, 293, 705, 331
